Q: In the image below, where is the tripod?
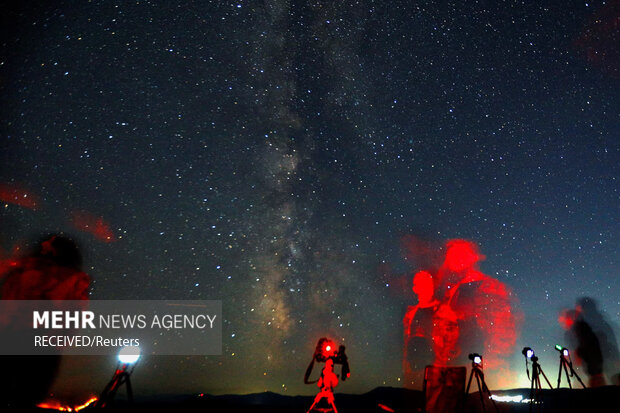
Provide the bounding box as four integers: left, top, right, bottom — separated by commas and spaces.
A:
94, 363, 134, 408
527, 356, 552, 413
465, 362, 499, 413
306, 388, 338, 413
557, 352, 586, 389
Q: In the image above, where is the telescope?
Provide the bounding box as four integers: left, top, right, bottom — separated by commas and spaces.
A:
555, 344, 570, 358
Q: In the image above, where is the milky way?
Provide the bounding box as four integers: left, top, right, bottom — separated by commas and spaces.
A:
1, 0, 618, 398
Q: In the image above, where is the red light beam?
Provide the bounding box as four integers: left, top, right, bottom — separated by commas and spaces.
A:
0, 184, 40, 210
71, 210, 117, 243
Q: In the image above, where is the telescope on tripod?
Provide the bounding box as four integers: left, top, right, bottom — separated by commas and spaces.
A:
94, 346, 141, 408
464, 353, 499, 413
555, 345, 586, 389
522, 347, 552, 413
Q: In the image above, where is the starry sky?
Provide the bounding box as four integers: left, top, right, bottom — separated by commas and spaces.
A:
1, 0, 618, 400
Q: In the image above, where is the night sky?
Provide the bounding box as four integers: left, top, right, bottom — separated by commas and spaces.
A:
1, 0, 618, 401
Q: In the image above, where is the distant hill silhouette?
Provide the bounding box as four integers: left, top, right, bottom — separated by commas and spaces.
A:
41, 385, 618, 412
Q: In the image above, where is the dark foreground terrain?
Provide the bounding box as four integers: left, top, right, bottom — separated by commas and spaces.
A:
34, 385, 618, 412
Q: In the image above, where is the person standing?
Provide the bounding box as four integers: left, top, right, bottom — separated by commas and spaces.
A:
403, 270, 440, 389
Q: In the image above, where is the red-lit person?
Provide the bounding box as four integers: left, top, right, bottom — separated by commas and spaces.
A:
0, 235, 89, 301
433, 240, 519, 382
403, 270, 440, 388
0, 235, 91, 408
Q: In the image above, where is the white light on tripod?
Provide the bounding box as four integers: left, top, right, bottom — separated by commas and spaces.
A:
118, 346, 141, 364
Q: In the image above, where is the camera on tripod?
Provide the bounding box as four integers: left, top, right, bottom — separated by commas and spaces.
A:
522, 347, 536, 360
305, 337, 350, 384
304, 338, 351, 413
468, 353, 482, 366
313, 337, 349, 368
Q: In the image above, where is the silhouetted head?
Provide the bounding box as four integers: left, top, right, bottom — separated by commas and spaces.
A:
443, 239, 484, 272
35, 234, 83, 270
576, 297, 599, 315
412, 271, 434, 305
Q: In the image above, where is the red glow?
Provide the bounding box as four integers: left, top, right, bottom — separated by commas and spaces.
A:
403, 238, 521, 388
320, 359, 338, 389
442, 239, 484, 273
378, 403, 396, 412
37, 396, 98, 412
320, 339, 337, 359
573, 1, 620, 78
71, 210, 116, 243
307, 358, 339, 412
0, 256, 90, 301
74, 396, 98, 411
412, 271, 434, 306
0, 183, 40, 210
437, 240, 519, 370
36, 401, 71, 412
558, 309, 576, 330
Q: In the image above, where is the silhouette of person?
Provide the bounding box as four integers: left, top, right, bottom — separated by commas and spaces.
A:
0, 234, 91, 408
403, 271, 439, 388
432, 240, 519, 379
558, 308, 606, 387
576, 297, 620, 384
1, 235, 89, 300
